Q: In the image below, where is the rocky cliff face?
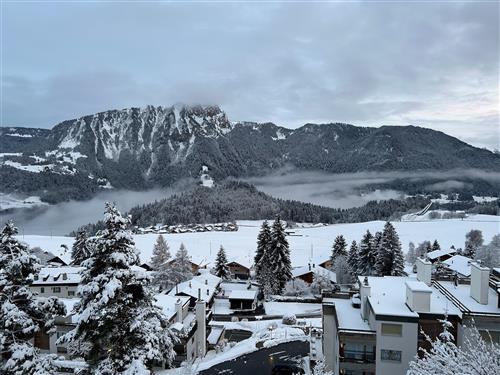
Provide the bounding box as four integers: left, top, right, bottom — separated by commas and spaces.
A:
1, 104, 499, 204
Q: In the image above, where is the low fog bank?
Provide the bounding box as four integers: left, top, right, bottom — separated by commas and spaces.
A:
244, 168, 500, 209
0, 188, 177, 236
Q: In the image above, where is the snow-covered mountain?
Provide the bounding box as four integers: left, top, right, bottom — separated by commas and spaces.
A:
1, 104, 499, 205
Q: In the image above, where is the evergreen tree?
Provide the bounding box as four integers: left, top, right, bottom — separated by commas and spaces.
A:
214, 246, 230, 279
255, 220, 271, 267
357, 230, 375, 276
331, 235, 348, 263
268, 217, 292, 293
0, 222, 65, 374
375, 222, 406, 276
71, 229, 91, 265
150, 235, 172, 291
431, 239, 441, 251
347, 240, 359, 278
334, 254, 352, 285
475, 234, 500, 268
170, 243, 193, 285
61, 203, 176, 373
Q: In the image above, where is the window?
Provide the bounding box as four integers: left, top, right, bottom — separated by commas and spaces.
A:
68, 291, 75, 297
57, 346, 67, 354
40, 287, 45, 293
381, 349, 402, 362
52, 287, 61, 293
381, 323, 402, 336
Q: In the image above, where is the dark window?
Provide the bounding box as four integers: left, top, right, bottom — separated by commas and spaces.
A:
381, 349, 401, 362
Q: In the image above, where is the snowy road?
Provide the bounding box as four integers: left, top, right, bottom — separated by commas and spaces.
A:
199, 341, 309, 374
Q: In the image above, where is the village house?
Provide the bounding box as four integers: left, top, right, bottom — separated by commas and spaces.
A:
228, 290, 258, 312
226, 258, 252, 279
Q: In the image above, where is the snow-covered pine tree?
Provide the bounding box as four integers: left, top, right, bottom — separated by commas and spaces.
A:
347, 240, 359, 278
475, 234, 500, 268
170, 243, 193, 285
375, 222, 406, 276
0, 222, 66, 374
255, 220, 271, 267
330, 235, 348, 264
71, 229, 91, 265
150, 235, 172, 291
268, 217, 292, 293
61, 203, 176, 373
431, 239, 441, 251
357, 230, 374, 276
214, 246, 230, 279
408, 317, 500, 374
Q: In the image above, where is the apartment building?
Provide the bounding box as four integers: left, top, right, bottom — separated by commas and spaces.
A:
31, 266, 84, 298
322, 258, 500, 375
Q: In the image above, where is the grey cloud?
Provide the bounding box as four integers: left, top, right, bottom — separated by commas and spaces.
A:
1, 2, 498, 148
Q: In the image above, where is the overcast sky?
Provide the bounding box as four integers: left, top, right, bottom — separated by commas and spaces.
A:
1, 1, 499, 149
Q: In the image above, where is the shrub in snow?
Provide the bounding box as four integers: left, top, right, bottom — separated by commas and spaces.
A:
408, 318, 500, 375
0, 221, 66, 374
60, 203, 176, 374
284, 278, 310, 296
313, 356, 333, 375
282, 313, 297, 325
310, 272, 331, 294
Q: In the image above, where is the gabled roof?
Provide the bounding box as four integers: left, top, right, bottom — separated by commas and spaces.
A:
154, 294, 190, 321
168, 274, 221, 301
427, 248, 457, 260
32, 266, 84, 285
292, 264, 336, 283
228, 290, 257, 300
443, 255, 473, 277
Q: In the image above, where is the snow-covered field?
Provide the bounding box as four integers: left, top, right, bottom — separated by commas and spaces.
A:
0, 193, 48, 211
17, 215, 500, 268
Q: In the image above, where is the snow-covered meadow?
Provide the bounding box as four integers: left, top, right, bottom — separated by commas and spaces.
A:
17, 215, 500, 268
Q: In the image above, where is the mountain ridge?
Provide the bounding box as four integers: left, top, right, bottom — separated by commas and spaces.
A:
1, 104, 499, 204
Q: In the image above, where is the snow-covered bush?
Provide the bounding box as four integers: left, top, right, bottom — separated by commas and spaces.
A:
283, 278, 311, 296
282, 313, 297, 325
313, 356, 333, 375
408, 318, 500, 375
311, 272, 332, 294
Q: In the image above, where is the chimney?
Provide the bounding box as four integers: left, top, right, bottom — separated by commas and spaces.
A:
198, 288, 201, 300
175, 298, 183, 323
308, 263, 311, 271
416, 257, 432, 286
195, 299, 207, 358
470, 262, 490, 305
405, 280, 431, 312
62, 273, 67, 280
360, 277, 371, 320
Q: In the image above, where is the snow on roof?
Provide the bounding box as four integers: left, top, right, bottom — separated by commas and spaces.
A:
154, 294, 189, 321
426, 248, 456, 260
168, 277, 219, 301
361, 276, 461, 318
406, 280, 432, 293
228, 290, 257, 300
194, 272, 222, 289
227, 256, 252, 269
170, 322, 184, 332
207, 326, 225, 345
443, 255, 473, 277
323, 298, 372, 332
292, 264, 336, 283
33, 266, 84, 285
436, 281, 500, 315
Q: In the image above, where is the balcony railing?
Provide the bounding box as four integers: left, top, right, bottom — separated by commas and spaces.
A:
341, 349, 376, 363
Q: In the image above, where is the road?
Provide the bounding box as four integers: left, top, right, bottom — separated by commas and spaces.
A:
199, 340, 309, 375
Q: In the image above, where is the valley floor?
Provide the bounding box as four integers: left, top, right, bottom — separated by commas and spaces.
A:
17, 214, 500, 268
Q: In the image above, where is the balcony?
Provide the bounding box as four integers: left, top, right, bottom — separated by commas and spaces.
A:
340, 349, 376, 364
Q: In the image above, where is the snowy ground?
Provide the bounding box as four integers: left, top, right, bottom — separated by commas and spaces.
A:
17, 215, 500, 268
0, 193, 48, 211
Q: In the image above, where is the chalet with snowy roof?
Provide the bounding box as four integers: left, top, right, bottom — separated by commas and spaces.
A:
167, 255, 209, 275
30, 247, 67, 266
426, 247, 457, 263
322, 258, 500, 375
228, 290, 258, 312
168, 273, 221, 309
31, 266, 84, 298
292, 263, 336, 285
442, 255, 473, 277
227, 258, 252, 280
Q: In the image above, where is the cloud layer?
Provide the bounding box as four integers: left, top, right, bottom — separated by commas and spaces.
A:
2, 2, 499, 149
